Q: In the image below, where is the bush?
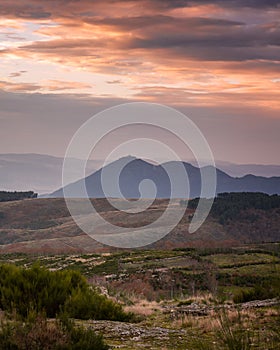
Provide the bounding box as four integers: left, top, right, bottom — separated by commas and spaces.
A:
0, 263, 86, 318
58, 315, 109, 350
233, 278, 280, 303
65, 287, 132, 321
0, 314, 109, 350
0, 263, 132, 322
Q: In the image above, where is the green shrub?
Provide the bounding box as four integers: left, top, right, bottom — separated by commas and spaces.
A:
65, 287, 132, 321
0, 263, 132, 322
233, 279, 280, 303
91, 259, 119, 275
0, 263, 86, 318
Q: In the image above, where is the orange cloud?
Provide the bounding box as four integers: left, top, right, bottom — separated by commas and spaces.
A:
0, 0, 279, 112
0, 81, 40, 92
0, 79, 93, 93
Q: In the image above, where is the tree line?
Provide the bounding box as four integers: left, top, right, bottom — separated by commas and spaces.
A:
0, 191, 37, 202
182, 192, 280, 225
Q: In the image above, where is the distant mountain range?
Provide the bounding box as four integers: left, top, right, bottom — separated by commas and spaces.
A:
212, 161, 280, 178
0, 153, 98, 194
0, 153, 279, 196
49, 156, 280, 198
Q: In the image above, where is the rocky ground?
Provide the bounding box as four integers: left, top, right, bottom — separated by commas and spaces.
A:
80, 320, 188, 349
76, 298, 280, 350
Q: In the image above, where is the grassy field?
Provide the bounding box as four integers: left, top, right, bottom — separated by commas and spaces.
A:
0, 243, 279, 349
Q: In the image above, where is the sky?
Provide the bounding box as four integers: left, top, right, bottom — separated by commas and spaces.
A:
0, 0, 279, 164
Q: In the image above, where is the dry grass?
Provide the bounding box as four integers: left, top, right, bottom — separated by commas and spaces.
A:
262, 307, 279, 317
171, 307, 262, 333
125, 299, 162, 316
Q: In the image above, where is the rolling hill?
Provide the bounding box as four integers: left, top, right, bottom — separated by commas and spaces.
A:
0, 193, 279, 254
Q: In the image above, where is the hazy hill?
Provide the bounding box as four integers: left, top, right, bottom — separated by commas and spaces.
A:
0, 153, 98, 194
49, 157, 280, 198
215, 161, 280, 178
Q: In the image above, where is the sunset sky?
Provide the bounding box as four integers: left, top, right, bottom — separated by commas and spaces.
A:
0, 0, 279, 164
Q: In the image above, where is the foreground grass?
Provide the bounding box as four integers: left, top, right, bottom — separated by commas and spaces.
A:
0, 244, 279, 349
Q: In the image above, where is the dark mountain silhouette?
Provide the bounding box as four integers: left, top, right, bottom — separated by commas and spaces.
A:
49, 157, 280, 198
1, 153, 279, 195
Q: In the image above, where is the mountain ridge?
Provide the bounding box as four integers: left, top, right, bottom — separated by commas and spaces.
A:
1, 153, 279, 195
49, 157, 280, 198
